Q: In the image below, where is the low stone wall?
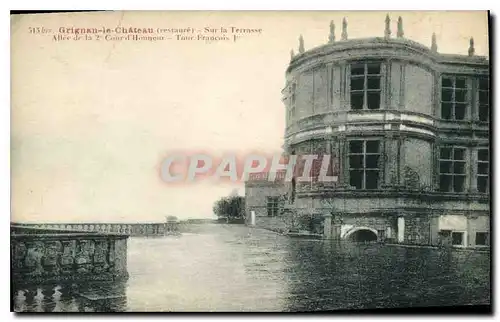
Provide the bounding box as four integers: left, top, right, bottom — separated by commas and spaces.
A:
11, 226, 129, 288
12, 222, 175, 237
253, 216, 288, 233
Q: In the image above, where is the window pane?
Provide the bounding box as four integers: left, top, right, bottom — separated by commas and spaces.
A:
366, 140, 380, 153
479, 78, 489, 90
454, 148, 465, 160
349, 170, 363, 189
478, 163, 488, 175
442, 77, 453, 88
477, 177, 488, 193
439, 175, 451, 192
366, 155, 379, 169
367, 92, 380, 110
453, 175, 465, 192
479, 105, 489, 122
455, 78, 466, 89
440, 148, 452, 159
441, 103, 452, 120
455, 103, 466, 120
455, 90, 466, 102
453, 161, 465, 174
349, 155, 364, 169
452, 232, 464, 245
478, 149, 489, 161
479, 91, 489, 104
350, 77, 364, 91
351, 64, 365, 76
349, 141, 363, 153
365, 170, 379, 189
367, 64, 380, 75
442, 89, 453, 102
440, 161, 452, 174
475, 232, 488, 246
367, 76, 380, 89
351, 92, 364, 110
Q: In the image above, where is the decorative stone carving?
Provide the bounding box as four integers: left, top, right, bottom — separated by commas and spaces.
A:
43, 241, 62, 275
404, 166, 420, 190
13, 242, 27, 269
93, 240, 109, 273
468, 37, 475, 56
397, 16, 404, 38
328, 21, 335, 43
341, 18, 348, 40
298, 35, 305, 54
384, 14, 391, 39
12, 227, 129, 286
60, 240, 76, 273
75, 240, 94, 273
25, 242, 45, 277
431, 32, 437, 52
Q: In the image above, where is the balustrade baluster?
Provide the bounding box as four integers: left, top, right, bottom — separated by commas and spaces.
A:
32, 288, 45, 312
14, 290, 27, 312
51, 285, 63, 312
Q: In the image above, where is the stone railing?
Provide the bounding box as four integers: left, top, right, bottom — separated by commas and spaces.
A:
12, 281, 127, 312
11, 226, 129, 288
12, 222, 177, 236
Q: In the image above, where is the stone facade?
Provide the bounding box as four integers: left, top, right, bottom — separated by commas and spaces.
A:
247, 17, 490, 248
245, 174, 288, 231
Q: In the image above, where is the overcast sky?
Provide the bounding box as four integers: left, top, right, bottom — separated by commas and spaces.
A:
11, 11, 489, 223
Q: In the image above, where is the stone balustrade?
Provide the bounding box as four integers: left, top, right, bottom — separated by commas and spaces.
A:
11, 222, 177, 236
12, 281, 127, 312
11, 226, 129, 288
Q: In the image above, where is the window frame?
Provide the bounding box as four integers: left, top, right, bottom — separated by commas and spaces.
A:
478, 77, 489, 122
441, 75, 468, 121
348, 139, 381, 190
451, 231, 465, 246
439, 146, 467, 193
477, 148, 489, 193
349, 62, 382, 111
475, 232, 489, 246
266, 196, 280, 217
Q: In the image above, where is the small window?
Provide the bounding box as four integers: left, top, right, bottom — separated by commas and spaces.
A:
350, 62, 382, 110
475, 232, 489, 246
439, 147, 467, 193
477, 148, 489, 193
348, 140, 381, 190
452, 232, 464, 246
478, 77, 489, 122
441, 76, 469, 121
266, 196, 280, 217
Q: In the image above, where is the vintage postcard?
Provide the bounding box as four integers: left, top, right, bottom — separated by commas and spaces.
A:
11, 11, 490, 313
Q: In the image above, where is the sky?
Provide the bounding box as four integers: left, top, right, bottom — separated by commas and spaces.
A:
11, 11, 489, 223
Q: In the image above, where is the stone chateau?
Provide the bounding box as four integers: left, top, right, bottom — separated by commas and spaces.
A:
245, 15, 490, 248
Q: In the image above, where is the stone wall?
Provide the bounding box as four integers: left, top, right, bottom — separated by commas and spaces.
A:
11, 227, 129, 287
12, 222, 170, 236
403, 63, 434, 115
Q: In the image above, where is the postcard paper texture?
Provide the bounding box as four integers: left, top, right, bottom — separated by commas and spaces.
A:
11, 11, 490, 313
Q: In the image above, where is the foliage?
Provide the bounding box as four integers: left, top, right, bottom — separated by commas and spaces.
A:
213, 195, 245, 222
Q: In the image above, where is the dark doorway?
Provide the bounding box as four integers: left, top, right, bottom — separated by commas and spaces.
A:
348, 229, 377, 242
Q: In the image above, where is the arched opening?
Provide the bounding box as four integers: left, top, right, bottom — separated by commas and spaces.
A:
347, 229, 378, 242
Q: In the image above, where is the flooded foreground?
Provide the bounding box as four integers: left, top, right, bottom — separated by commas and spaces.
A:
13, 224, 490, 312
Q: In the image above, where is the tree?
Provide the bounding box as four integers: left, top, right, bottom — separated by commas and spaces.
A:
213, 194, 245, 223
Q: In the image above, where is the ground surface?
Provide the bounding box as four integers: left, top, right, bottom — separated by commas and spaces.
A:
13, 223, 491, 312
